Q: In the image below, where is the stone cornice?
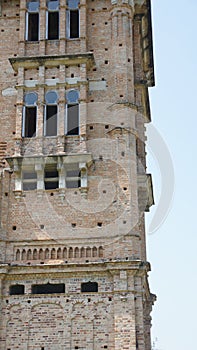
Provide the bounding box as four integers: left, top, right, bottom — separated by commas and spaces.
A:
9, 53, 95, 71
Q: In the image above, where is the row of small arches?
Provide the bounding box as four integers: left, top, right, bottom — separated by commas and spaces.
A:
15, 246, 104, 261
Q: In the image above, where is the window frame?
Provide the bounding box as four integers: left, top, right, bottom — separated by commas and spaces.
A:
44, 91, 59, 137
25, 1, 40, 42
44, 165, 59, 190
22, 92, 38, 138
22, 169, 37, 191
46, 0, 60, 40
65, 89, 80, 136
66, 0, 80, 39
66, 167, 81, 188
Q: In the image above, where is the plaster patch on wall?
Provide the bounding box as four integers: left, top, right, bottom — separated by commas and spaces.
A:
89, 81, 107, 91
25, 80, 38, 87
2, 87, 17, 96
45, 78, 59, 86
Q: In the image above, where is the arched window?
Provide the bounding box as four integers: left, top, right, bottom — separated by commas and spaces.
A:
46, 0, 59, 40
63, 247, 67, 259
26, 1, 40, 41
16, 249, 20, 261
23, 92, 38, 138
57, 247, 62, 259
27, 249, 32, 260
44, 91, 58, 136
45, 248, 50, 259
66, 0, 80, 39
22, 249, 26, 260
66, 90, 79, 136
51, 248, 56, 259
92, 246, 97, 257
33, 248, 38, 260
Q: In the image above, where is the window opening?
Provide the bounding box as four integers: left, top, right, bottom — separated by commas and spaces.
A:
32, 283, 65, 294
45, 91, 58, 136
66, 0, 79, 39
23, 92, 38, 137
10, 285, 25, 295
66, 167, 80, 188
47, 0, 59, 40
44, 165, 59, 189
26, 1, 39, 41
81, 281, 98, 293
66, 90, 79, 135
22, 170, 37, 190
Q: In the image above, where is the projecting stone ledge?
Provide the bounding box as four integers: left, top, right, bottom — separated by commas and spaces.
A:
9, 53, 95, 71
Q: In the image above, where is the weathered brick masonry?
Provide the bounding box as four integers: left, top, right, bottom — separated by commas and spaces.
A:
0, 0, 156, 349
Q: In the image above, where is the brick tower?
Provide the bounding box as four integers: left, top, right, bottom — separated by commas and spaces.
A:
0, 0, 155, 349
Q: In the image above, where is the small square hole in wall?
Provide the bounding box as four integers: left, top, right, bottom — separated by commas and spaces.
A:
105, 48, 108, 51
91, 99, 94, 102
123, 187, 127, 191
5, 192, 8, 197
97, 222, 102, 227
90, 125, 94, 130
123, 220, 127, 224
103, 190, 106, 194
120, 95, 123, 97
109, 297, 112, 301
119, 43, 122, 47
72, 223, 76, 228
13, 131, 16, 135
128, 58, 131, 62
75, 347, 79, 349
71, 73, 74, 78
105, 22, 108, 25
104, 346, 108, 349
99, 155, 103, 160
93, 68, 97, 71
12, 226, 16, 231
40, 224, 44, 229
121, 151, 125, 156
105, 60, 109, 64
88, 298, 91, 302
92, 23, 95, 26
105, 125, 109, 129
41, 347, 44, 350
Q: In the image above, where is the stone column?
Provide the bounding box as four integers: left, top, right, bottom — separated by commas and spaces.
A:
39, 0, 47, 55
19, 0, 26, 56
59, 0, 66, 54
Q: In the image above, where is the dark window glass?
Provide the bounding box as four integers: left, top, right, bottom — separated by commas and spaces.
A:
70, 10, 79, 38
10, 285, 25, 295
28, 13, 39, 41
81, 282, 98, 293
66, 169, 80, 188
44, 169, 58, 189
22, 171, 37, 191
32, 283, 65, 294
45, 105, 57, 136
24, 106, 37, 137
67, 104, 79, 135
48, 11, 59, 40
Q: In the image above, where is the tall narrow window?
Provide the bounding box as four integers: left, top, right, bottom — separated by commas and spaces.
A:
45, 91, 58, 136
23, 92, 38, 138
26, 1, 40, 41
66, 90, 79, 136
44, 165, 59, 189
66, 0, 80, 39
47, 0, 59, 40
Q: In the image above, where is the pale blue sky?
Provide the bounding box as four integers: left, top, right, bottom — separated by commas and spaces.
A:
146, 0, 197, 349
